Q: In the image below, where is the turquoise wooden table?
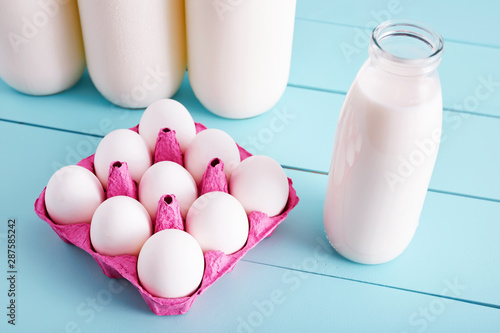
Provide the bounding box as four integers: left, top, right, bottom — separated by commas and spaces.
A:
1, 1, 500, 332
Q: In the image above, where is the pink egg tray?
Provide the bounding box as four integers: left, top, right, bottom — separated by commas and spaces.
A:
34, 122, 299, 316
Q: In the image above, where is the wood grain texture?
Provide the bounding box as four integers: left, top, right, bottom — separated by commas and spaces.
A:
1, 0, 499, 331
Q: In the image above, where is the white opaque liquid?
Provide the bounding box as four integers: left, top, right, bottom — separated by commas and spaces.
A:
324, 61, 442, 264
185, 0, 296, 119
0, 0, 85, 95
77, 0, 186, 108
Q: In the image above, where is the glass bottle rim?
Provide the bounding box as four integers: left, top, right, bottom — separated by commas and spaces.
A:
370, 20, 444, 76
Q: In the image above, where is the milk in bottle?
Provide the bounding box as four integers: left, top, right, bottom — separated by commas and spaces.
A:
0, 0, 85, 95
324, 21, 444, 264
77, 0, 186, 108
185, 0, 296, 118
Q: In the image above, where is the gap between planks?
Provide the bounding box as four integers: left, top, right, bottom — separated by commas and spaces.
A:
240, 258, 500, 310
294, 17, 500, 50
1, 118, 499, 204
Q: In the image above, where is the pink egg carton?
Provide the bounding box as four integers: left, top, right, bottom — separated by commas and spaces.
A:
34, 122, 299, 316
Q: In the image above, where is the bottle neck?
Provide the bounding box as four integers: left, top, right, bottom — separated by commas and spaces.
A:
369, 20, 444, 77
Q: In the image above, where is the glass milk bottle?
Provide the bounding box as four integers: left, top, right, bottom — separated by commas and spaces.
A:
323, 21, 444, 264
0, 0, 85, 95
77, 0, 186, 108
185, 0, 296, 119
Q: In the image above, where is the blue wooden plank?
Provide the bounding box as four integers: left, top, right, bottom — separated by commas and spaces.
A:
289, 19, 500, 117
5, 233, 500, 333
0, 71, 341, 176
244, 168, 500, 308
0, 70, 145, 134
295, 0, 500, 48
431, 110, 500, 201
2, 144, 500, 333
0, 1, 498, 330
1, 71, 500, 201
1, 120, 499, 317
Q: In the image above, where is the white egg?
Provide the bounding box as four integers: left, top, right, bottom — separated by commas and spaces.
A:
45, 165, 105, 225
186, 191, 249, 254
138, 161, 198, 220
184, 128, 240, 185
137, 229, 204, 298
138, 99, 197, 153
90, 196, 152, 257
94, 129, 152, 190
229, 155, 289, 217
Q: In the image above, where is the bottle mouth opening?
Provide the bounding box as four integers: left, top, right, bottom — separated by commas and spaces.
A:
370, 20, 444, 75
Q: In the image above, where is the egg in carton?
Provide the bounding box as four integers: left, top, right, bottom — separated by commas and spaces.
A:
34, 122, 299, 315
